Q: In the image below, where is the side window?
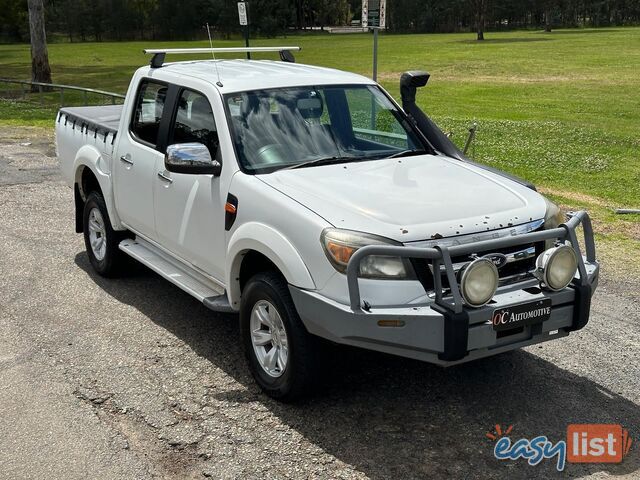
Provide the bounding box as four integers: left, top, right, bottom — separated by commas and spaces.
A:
171, 89, 219, 158
131, 80, 167, 146
345, 87, 411, 149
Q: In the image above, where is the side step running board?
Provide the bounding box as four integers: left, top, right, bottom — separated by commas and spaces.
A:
119, 238, 235, 313
203, 295, 235, 314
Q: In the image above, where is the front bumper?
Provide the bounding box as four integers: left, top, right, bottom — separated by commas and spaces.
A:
290, 211, 599, 365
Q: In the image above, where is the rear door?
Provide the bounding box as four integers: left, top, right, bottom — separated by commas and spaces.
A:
152, 86, 226, 281
113, 79, 168, 239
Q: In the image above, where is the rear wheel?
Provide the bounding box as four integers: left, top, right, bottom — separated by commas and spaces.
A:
83, 192, 127, 277
240, 272, 319, 401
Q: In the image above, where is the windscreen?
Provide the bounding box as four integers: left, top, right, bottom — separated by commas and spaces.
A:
225, 84, 428, 173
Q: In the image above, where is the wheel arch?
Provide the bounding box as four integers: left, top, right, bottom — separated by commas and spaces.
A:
226, 223, 316, 309
73, 145, 124, 231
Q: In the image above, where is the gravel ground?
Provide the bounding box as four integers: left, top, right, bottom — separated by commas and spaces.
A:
0, 128, 638, 479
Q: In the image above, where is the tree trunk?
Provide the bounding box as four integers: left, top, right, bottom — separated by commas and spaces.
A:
27, 0, 52, 91
476, 0, 486, 40
544, 8, 552, 32
296, 0, 303, 30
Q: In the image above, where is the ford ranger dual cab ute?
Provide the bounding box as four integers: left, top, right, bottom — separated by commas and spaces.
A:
56, 46, 599, 400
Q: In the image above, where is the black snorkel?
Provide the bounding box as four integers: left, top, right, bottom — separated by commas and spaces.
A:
399, 70, 536, 191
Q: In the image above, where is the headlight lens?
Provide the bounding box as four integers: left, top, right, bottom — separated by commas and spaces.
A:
543, 197, 566, 249
543, 197, 565, 230
534, 245, 578, 291
459, 258, 499, 307
320, 228, 415, 279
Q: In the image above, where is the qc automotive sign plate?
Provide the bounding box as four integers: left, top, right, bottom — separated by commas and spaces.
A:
491, 298, 552, 331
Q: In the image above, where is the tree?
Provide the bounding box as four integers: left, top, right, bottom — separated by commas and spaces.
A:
543, 0, 553, 32
27, 0, 52, 89
0, 0, 28, 42
294, 0, 305, 29
11, 0, 640, 43
472, 0, 487, 40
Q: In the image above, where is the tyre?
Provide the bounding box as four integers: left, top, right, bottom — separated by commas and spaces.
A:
83, 191, 127, 277
240, 272, 319, 401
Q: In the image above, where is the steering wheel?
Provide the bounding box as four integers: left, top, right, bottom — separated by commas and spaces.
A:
254, 144, 290, 166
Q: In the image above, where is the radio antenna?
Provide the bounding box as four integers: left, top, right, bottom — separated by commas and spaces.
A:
205, 23, 223, 87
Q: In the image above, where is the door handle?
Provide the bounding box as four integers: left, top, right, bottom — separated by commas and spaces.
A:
119, 155, 134, 165
157, 171, 173, 183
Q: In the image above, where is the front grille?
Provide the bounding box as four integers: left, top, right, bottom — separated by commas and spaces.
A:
460, 241, 543, 286
408, 226, 546, 294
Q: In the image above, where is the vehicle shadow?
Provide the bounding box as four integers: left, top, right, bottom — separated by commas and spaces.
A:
545, 28, 622, 35
75, 253, 639, 479
455, 37, 552, 44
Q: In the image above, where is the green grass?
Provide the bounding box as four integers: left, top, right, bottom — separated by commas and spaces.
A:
1, 28, 639, 210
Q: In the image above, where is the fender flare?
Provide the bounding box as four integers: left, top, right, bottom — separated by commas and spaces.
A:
226, 222, 315, 307
73, 145, 124, 230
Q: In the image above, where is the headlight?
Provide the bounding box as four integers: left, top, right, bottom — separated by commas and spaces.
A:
320, 228, 415, 279
543, 197, 565, 230
533, 245, 578, 291
543, 197, 566, 249
459, 258, 499, 307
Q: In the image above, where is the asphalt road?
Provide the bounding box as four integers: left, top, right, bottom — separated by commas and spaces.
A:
0, 129, 638, 479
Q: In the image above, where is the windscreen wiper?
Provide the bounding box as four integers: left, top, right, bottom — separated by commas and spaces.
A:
385, 149, 428, 159
284, 155, 358, 170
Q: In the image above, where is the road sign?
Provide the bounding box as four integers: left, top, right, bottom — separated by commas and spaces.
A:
237, 2, 250, 58
362, 0, 386, 29
362, 0, 386, 81
238, 2, 248, 26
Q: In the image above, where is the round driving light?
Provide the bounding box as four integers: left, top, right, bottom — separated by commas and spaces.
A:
534, 245, 578, 291
459, 258, 499, 307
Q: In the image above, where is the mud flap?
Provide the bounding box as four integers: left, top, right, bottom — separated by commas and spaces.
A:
74, 184, 84, 233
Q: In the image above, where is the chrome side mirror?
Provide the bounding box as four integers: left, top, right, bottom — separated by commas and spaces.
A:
164, 142, 221, 176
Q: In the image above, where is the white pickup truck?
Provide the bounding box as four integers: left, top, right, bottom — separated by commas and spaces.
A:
56, 47, 599, 400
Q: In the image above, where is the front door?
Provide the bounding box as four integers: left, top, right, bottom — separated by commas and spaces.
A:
153, 87, 226, 281
113, 79, 168, 239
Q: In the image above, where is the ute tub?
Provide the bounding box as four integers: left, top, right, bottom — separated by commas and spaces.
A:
56, 105, 123, 187
290, 211, 599, 365
57, 104, 123, 139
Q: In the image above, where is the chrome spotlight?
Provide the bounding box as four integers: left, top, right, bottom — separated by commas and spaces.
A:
459, 258, 499, 307
534, 245, 578, 291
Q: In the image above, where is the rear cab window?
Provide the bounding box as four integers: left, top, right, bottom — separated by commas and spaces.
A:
130, 80, 167, 148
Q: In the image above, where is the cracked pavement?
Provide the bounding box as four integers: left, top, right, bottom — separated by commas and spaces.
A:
0, 127, 638, 479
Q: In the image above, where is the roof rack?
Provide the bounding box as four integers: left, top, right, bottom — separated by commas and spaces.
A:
143, 46, 302, 68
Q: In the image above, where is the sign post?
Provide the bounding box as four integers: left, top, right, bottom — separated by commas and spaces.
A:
361, 0, 386, 82
362, 0, 386, 128
237, 2, 250, 59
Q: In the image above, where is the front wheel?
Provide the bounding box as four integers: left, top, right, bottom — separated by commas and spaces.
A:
83, 192, 127, 277
240, 272, 319, 401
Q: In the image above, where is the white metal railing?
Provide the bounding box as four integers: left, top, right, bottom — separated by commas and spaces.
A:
0, 78, 125, 106
352, 127, 407, 140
